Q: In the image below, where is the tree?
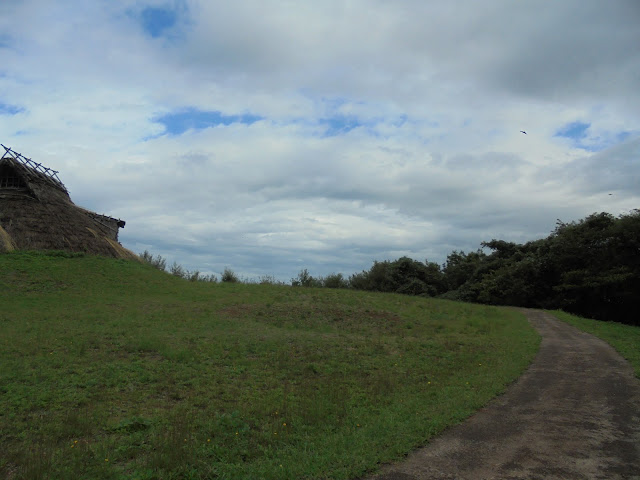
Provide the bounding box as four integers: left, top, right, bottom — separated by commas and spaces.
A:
545, 211, 639, 323
442, 250, 486, 292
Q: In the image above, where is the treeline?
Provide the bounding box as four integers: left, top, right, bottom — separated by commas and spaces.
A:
339, 211, 639, 326
141, 210, 639, 326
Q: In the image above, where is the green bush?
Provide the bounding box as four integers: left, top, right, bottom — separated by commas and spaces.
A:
322, 272, 349, 289
221, 267, 239, 283
291, 269, 322, 287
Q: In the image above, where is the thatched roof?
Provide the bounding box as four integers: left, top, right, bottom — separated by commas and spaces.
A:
0, 145, 138, 260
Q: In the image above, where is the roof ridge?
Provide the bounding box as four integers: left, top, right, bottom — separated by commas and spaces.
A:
1, 144, 68, 193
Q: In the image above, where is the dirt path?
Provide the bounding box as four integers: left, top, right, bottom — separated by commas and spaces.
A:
362, 309, 640, 480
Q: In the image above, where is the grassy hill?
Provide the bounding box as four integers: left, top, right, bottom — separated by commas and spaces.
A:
0, 251, 540, 480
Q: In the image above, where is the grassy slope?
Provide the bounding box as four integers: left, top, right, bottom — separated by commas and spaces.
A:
0, 252, 540, 480
550, 310, 640, 378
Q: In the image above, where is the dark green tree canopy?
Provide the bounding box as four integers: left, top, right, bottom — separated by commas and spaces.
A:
344, 211, 640, 325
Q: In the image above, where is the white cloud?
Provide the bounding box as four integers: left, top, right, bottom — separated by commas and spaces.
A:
1, 0, 638, 280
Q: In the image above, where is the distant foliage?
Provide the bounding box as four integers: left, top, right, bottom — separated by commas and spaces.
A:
169, 261, 185, 277
140, 250, 167, 271
187, 270, 201, 282
258, 275, 286, 286
435, 210, 640, 325
140, 211, 639, 325
221, 267, 239, 283
347, 257, 445, 297
140, 252, 217, 282
290, 270, 349, 289
291, 269, 323, 287
342, 210, 640, 325
322, 272, 349, 289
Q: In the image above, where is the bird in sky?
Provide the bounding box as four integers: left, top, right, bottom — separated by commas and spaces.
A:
520, 130, 527, 134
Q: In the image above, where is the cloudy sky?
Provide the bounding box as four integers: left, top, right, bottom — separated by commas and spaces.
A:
1, 1, 639, 281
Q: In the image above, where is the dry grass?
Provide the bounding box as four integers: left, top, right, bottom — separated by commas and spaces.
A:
0, 225, 15, 250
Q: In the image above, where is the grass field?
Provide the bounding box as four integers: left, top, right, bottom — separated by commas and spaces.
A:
550, 310, 640, 378
0, 251, 540, 480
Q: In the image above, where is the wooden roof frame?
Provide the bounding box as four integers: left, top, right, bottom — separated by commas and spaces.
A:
1, 144, 68, 193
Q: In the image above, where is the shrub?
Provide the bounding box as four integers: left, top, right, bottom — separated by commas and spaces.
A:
187, 270, 201, 282
221, 268, 239, 283
291, 269, 322, 287
140, 250, 167, 271
169, 262, 186, 278
259, 275, 283, 285
322, 273, 349, 289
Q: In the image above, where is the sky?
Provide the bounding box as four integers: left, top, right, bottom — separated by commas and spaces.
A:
1, 0, 639, 281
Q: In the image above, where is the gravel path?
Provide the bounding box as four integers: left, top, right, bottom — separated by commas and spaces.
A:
362, 309, 640, 480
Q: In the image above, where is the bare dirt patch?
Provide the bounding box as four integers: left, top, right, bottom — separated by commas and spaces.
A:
362, 309, 640, 479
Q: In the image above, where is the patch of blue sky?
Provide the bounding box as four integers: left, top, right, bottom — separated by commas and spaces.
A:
320, 115, 363, 137
303, 94, 411, 137
0, 34, 11, 48
0, 102, 23, 115
318, 114, 410, 138
554, 121, 590, 140
129, 2, 188, 39
554, 121, 634, 152
615, 131, 633, 143
154, 108, 263, 135
392, 114, 409, 128
140, 6, 177, 37
581, 131, 634, 152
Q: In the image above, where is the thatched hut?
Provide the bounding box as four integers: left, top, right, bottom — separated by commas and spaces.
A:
0, 144, 138, 260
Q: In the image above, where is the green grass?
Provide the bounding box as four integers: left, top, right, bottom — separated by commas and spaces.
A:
550, 310, 640, 378
0, 251, 540, 479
